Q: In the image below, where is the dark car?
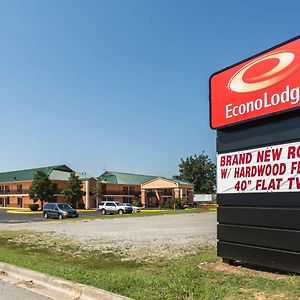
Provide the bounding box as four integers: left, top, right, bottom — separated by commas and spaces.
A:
43, 203, 79, 219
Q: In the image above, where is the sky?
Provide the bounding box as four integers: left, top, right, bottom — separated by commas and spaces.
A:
1, 0, 300, 178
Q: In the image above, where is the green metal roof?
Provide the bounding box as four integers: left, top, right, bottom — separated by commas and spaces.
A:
49, 170, 93, 181
0, 165, 73, 183
171, 178, 194, 185
98, 171, 157, 185
75, 172, 94, 181
0, 166, 193, 186
98, 171, 193, 186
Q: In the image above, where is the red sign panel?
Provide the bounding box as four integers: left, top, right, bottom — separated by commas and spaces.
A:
210, 36, 300, 129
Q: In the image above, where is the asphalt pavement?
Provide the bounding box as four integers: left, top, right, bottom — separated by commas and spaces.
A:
0, 210, 43, 223
0, 209, 99, 223
0, 279, 50, 300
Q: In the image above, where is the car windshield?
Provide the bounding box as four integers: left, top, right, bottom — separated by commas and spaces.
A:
57, 204, 73, 209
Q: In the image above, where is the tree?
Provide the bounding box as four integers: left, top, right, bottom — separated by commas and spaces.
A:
29, 170, 54, 210
93, 179, 103, 208
63, 172, 84, 208
174, 152, 216, 194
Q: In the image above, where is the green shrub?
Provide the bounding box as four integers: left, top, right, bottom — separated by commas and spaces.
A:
164, 198, 175, 209
77, 202, 85, 209
174, 197, 184, 209
164, 198, 184, 209
132, 197, 141, 207
29, 204, 39, 211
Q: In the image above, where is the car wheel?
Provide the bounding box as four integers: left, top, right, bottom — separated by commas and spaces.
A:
118, 209, 124, 215
101, 209, 106, 215
44, 213, 48, 219
58, 214, 63, 220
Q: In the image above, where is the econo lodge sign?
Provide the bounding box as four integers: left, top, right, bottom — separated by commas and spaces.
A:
210, 37, 300, 128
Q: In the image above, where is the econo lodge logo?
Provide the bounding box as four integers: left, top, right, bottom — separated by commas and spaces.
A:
229, 51, 300, 93
210, 37, 300, 129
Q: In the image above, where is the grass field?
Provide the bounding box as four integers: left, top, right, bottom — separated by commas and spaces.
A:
0, 231, 299, 299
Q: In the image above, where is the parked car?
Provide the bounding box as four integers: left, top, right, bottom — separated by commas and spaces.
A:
122, 203, 142, 213
98, 201, 133, 215
43, 203, 79, 219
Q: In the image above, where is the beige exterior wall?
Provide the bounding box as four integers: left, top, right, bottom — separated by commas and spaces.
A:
102, 183, 141, 203
0, 181, 36, 208
0, 177, 194, 208
0, 180, 70, 208
0, 178, 97, 209
103, 183, 141, 194
141, 178, 194, 207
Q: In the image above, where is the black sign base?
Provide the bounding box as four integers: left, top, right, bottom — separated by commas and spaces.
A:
217, 111, 300, 274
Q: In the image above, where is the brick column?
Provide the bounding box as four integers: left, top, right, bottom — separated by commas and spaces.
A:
174, 188, 180, 198
141, 189, 146, 207
85, 180, 90, 209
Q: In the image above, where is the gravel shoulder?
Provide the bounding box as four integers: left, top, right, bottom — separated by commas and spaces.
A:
0, 212, 217, 261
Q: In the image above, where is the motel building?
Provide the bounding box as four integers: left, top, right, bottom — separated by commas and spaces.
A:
99, 171, 194, 207
0, 166, 194, 209
0, 165, 96, 209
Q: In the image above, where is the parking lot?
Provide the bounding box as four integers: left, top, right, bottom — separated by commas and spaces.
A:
0, 209, 98, 223
0, 211, 216, 261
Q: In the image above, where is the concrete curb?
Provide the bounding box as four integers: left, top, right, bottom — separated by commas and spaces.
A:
6, 209, 97, 214
0, 262, 132, 300
6, 210, 42, 214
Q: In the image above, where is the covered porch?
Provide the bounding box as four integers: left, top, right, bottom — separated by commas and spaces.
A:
141, 178, 194, 207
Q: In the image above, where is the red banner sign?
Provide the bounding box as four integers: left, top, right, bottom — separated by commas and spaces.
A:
210, 36, 300, 129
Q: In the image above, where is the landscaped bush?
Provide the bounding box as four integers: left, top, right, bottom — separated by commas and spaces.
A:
164, 198, 175, 209
29, 204, 39, 211
77, 202, 85, 209
132, 197, 141, 207
164, 198, 185, 209
174, 197, 184, 209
